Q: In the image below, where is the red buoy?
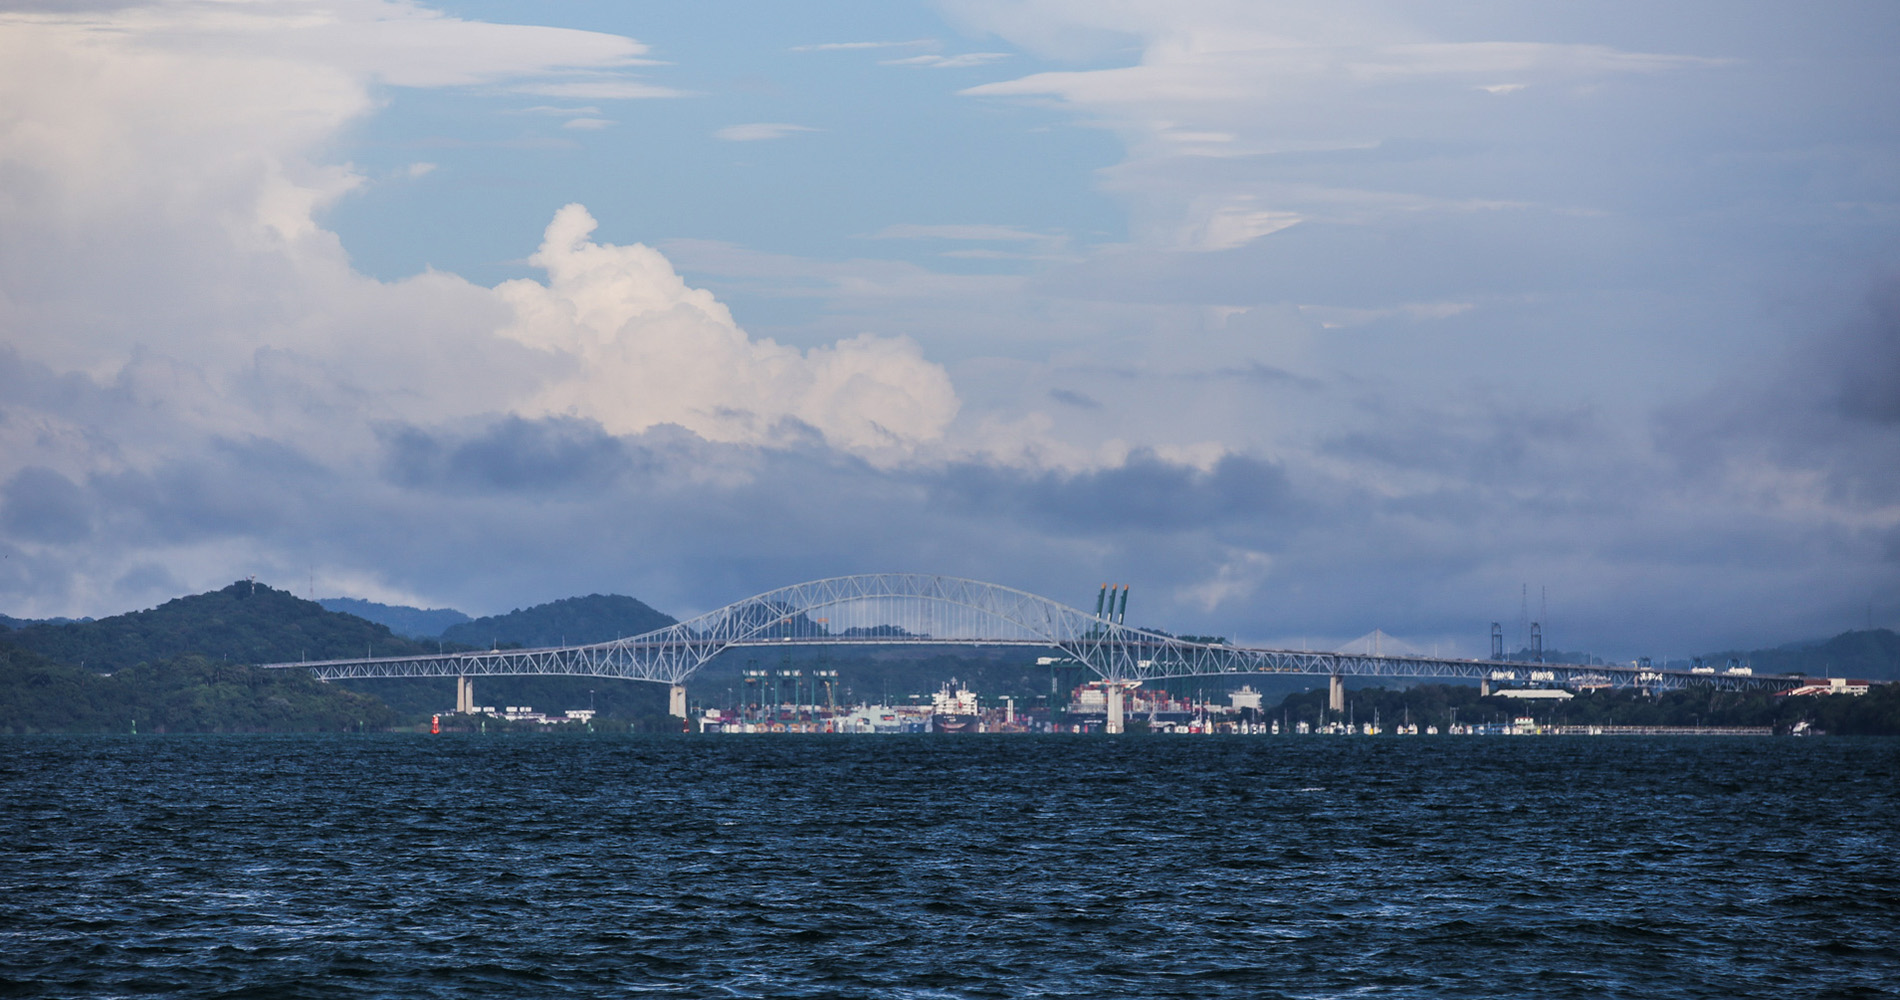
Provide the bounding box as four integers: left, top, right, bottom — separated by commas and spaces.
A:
431, 714, 440, 734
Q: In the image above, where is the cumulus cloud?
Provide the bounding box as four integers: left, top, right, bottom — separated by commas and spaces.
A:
0, 0, 963, 614
1, 0, 1893, 660
495, 205, 960, 457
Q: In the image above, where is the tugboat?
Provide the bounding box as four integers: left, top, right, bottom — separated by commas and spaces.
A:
930, 681, 981, 734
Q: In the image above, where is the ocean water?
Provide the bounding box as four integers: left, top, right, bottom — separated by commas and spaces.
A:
2, 734, 1896, 998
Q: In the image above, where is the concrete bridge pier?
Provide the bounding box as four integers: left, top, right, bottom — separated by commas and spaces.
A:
1328, 674, 1345, 713
1480, 678, 1491, 697
455, 676, 474, 714
1106, 684, 1125, 734
669, 684, 688, 719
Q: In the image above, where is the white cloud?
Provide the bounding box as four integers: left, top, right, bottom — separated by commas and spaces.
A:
870, 224, 1054, 242
790, 40, 935, 52
881, 53, 1012, 69
511, 105, 604, 116
510, 79, 686, 100
1179, 199, 1302, 251
561, 117, 612, 130
0, 1, 952, 475
955, 3, 1734, 248
1, 0, 1891, 654
1296, 301, 1474, 329
713, 122, 819, 142
1179, 548, 1275, 612
495, 205, 959, 457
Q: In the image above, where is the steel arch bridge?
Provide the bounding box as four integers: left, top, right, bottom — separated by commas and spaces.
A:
261, 572, 1800, 695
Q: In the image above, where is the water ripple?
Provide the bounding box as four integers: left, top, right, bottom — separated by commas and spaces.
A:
2, 735, 1896, 998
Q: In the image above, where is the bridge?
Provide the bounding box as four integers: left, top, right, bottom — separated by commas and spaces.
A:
261, 573, 1803, 732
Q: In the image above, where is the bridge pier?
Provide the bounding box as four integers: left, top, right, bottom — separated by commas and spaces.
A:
668, 684, 688, 720
1105, 684, 1124, 734
456, 676, 474, 714
1480, 678, 1490, 697
1328, 674, 1345, 713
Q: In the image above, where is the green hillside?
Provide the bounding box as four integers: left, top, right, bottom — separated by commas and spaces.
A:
1704, 629, 1900, 680
0, 642, 397, 733
318, 597, 471, 638
0, 580, 437, 672
440, 594, 677, 649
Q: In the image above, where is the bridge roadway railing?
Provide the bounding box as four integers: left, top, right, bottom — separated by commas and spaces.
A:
259, 573, 1803, 693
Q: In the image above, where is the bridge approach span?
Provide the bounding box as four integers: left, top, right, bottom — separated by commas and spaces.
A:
261, 573, 1800, 695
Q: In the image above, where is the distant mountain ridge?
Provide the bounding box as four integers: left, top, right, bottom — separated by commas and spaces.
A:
0, 582, 685, 731
1, 613, 95, 629
441, 594, 677, 649
318, 598, 471, 639
1703, 628, 1899, 680
1, 581, 436, 672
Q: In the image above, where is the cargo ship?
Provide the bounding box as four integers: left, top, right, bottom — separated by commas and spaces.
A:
931, 681, 980, 733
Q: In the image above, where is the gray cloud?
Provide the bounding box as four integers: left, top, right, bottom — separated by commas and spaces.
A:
2, 1, 1896, 661
930, 451, 1299, 537
1836, 280, 1900, 426
379, 416, 639, 494
1, 467, 92, 544
1656, 272, 1900, 511
1048, 388, 1102, 410
0, 375, 1890, 657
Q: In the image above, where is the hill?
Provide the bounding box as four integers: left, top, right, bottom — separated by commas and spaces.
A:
318, 597, 471, 639
1, 613, 94, 628
440, 594, 677, 649
0, 641, 398, 733
1704, 628, 1900, 680
0, 580, 438, 672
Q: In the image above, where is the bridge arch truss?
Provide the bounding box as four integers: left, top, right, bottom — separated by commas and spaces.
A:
263, 573, 1801, 694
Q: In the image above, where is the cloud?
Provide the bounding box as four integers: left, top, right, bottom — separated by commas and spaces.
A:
1296, 300, 1473, 329
509, 79, 686, 100
1178, 200, 1302, 251
0, 0, 967, 615
870, 224, 1054, 242
494, 205, 960, 457
511, 105, 604, 116
379, 415, 635, 494
1, 0, 1894, 660
954, 3, 1736, 255
1836, 280, 1900, 427
561, 117, 612, 130
790, 40, 935, 52
713, 122, 819, 142
1, 467, 92, 545
881, 53, 1013, 69
1656, 273, 1900, 519
1049, 388, 1102, 410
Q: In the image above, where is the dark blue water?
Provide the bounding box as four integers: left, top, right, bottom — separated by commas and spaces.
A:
3, 735, 1896, 998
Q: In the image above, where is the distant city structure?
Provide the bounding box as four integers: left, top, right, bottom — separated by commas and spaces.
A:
263, 573, 1830, 734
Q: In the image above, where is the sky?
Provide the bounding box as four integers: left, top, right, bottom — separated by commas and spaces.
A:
2, 0, 1897, 661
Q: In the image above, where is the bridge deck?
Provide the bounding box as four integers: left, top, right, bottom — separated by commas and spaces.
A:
260, 573, 1802, 693
263, 635, 1797, 692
